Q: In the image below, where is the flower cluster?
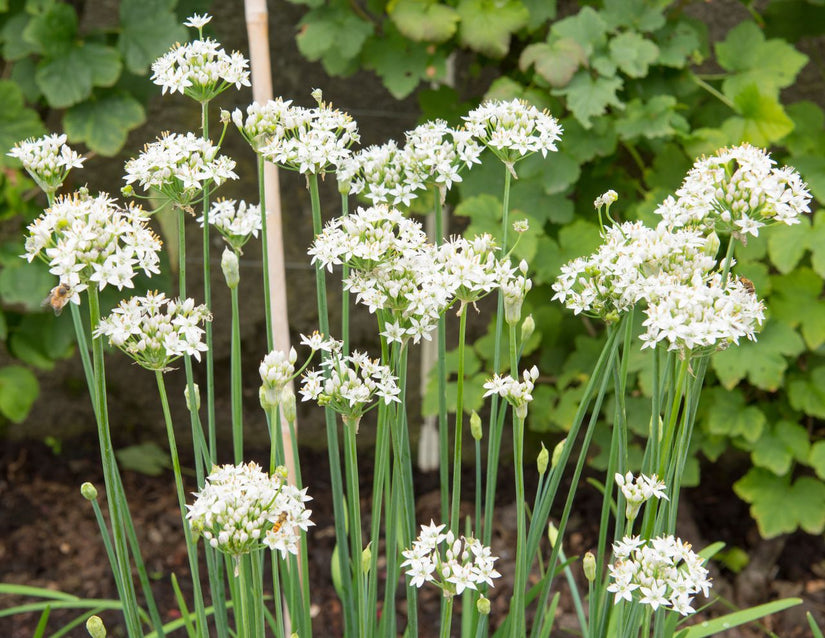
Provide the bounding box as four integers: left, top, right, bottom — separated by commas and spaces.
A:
501, 259, 532, 324
660, 144, 810, 235
401, 521, 501, 596
259, 348, 298, 409
337, 140, 413, 204
607, 535, 711, 616
198, 199, 262, 252
463, 99, 562, 170
94, 292, 211, 370
151, 15, 250, 101
437, 233, 511, 308
124, 132, 237, 209
187, 462, 313, 560
615, 472, 668, 520
24, 190, 161, 298
8, 133, 84, 194
300, 343, 400, 429
483, 366, 539, 419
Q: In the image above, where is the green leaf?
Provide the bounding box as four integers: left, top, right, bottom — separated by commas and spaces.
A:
63, 91, 146, 156
118, 0, 187, 74
0, 80, 45, 167
456, 0, 529, 58
522, 0, 556, 32
298, 5, 373, 76
770, 268, 825, 349
0, 365, 39, 423
601, 0, 667, 31
789, 155, 825, 207
388, 0, 459, 43
0, 258, 55, 312
22, 2, 77, 57
7, 312, 75, 370
767, 215, 810, 273
711, 319, 804, 392
116, 443, 171, 476
10, 57, 42, 103
751, 420, 810, 475
550, 7, 607, 58
83, 44, 123, 88
361, 27, 430, 99
783, 101, 825, 157
653, 17, 706, 68
553, 71, 623, 128
34, 42, 121, 109
609, 32, 659, 78
722, 84, 794, 147
810, 211, 825, 278
615, 96, 689, 140
702, 387, 764, 443
520, 38, 586, 88
808, 611, 825, 638
809, 440, 825, 481
681, 597, 802, 637
2, 13, 39, 60
788, 366, 825, 419
716, 21, 808, 98
533, 219, 602, 285
734, 468, 825, 537
560, 116, 618, 164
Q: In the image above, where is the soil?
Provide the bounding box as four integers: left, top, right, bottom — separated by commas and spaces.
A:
1, 437, 823, 638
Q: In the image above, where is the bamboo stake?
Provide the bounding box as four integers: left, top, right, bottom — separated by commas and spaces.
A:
243, 0, 297, 484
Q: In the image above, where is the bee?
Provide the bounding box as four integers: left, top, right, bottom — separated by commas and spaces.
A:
42, 282, 72, 316
270, 511, 289, 535
737, 276, 755, 295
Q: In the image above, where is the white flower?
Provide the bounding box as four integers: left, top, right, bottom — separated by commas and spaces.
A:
607, 535, 711, 616
483, 366, 539, 419
24, 189, 161, 296
615, 472, 669, 520
8, 133, 85, 194
594, 190, 618, 209
183, 13, 212, 29
259, 348, 298, 408
187, 462, 313, 559
94, 292, 211, 370
402, 522, 500, 597
198, 199, 262, 251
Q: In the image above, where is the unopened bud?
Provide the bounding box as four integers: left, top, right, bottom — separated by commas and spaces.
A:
552, 438, 566, 469
536, 443, 549, 475
311, 88, 323, 105
282, 389, 297, 423
86, 615, 106, 638
547, 522, 558, 548
470, 411, 483, 441
220, 109, 231, 124
521, 314, 535, 343
704, 231, 721, 258
222, 248, 240, 289
362, 544, 371, 574
184, 382, 201, 412
477, 594, 491, 615
80, 482, 98, 501
583, 551, 596, 582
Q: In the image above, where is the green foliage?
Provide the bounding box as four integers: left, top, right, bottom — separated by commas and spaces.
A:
284, 0, 824, 538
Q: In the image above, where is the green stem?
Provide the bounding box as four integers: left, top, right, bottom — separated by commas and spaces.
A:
344, 417, 365, 635
231, 282, 243, 464
691, 74, 737, 110
257, 155, 274, 353
450, 306, 469, 534
201, 101, 217, 464
341, 192, 350, 355
509, 414, 527, 637
434, 191, 450, 524
155, 370, 208, 637
440, 595, 454, 638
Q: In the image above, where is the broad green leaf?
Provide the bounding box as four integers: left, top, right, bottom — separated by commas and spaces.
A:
601, 0, 667, 31
118, 0, 187, 73
722, 84, 794, 147
711, 319, 804, 391
63, 91, 146, 156
767, 215, 810, 273
2, 13, 39, 60
716, 21, 808, 98
783, 101, 825, 157
789, 155, 825, 206
702, 387, 764, 443
21, 2, 76, 57
751, 420, 810, 475
734, 468, 825, 537
809, 440, 825, 481
653, 17, 706, 68
682, 126, 734, 161
788, 365, 825, 419
550, 7, 607, 58
560, 116, 618, 164
769, 268, 825, 349
810, 211, 825, 278
608, 32, 659, 78
532, 218, 601, 285
554, 71, 623, 128
299, 5, 373, 76
83, 44, 123, 87
0, 80, 45, 166
10, 57, 42, 103
527, 384, 558, 432
0, 365, 39, 422
116, 443, 171, 476
644, 142, 690, 190
0, 257, 55, 311
8, 312, 75, 370
388, 0, 459, 43
522, 0, 556, 31
34, 42, 121, 109
361, 27, 431, 99
615, 96, 688, 140
520, 38, 586, 88
456, 0, 529, 58
681, 598, 802, 637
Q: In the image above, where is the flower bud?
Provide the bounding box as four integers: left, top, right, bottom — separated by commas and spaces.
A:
121, 184, 134, 198
583, 551, 596, 582
86, 615, 106, 638
552, 438, 566, 470
282, 389, 297, 423
704, 231, 721, 258
222, 247, 240, 289
521, 314, 535, 343
362, 544, 372, 574
311, 88, 323, 104
470, 411, 483, 441
547, 522, 558, 548
477, 595, 491, 615
220, 109, 231, 124
80, 482, 98, 501
185, 382, 201, 412
536, 442, 549, 475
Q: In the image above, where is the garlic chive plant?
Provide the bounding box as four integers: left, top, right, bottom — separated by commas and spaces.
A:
11, 11, 813, 638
